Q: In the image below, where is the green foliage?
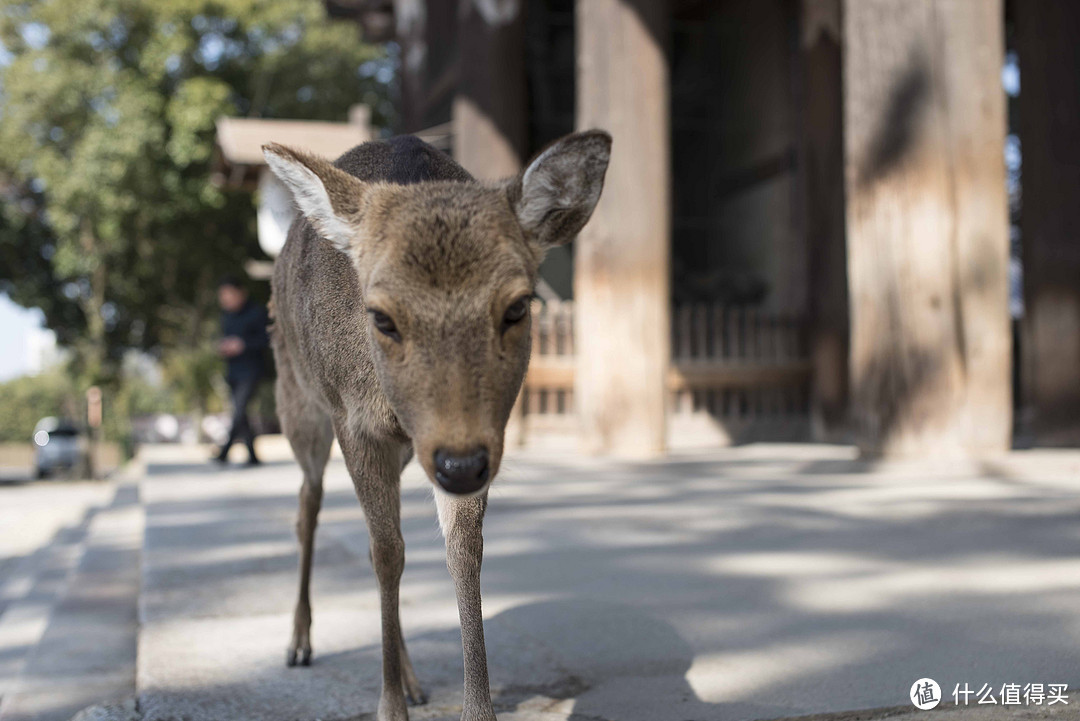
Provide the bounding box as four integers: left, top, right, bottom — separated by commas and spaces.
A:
0, 370, 79, 442
100, 371, 170, 446
161, 343, 226, 415
0, 0, 392, 387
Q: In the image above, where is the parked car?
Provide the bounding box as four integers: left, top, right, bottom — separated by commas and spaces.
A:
32, 417, 88, 479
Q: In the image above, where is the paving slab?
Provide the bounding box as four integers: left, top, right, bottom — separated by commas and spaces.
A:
135, 444, 1080, 721
0, 477, 141, 721
0, 478, 121, 719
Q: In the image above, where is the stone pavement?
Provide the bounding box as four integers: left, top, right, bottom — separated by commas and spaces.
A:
0, 474, 140, 721
6, 442, 1080, 721
131, 442, 1080, 721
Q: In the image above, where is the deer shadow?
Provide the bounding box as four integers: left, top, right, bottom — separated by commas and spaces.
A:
318, 598, 794, 721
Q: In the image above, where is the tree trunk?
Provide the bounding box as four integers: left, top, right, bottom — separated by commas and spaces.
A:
575, 0, 670, 457
843, 0, 1011, 457
1014, 2, 1080, 442
79, 219, 108, 383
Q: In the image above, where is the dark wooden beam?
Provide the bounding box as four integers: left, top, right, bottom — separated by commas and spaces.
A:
452, 0, 527, 178
798, 0, 849, 440
1015, 1, 1080, 441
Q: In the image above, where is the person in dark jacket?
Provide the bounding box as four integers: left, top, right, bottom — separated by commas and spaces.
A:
214, 275, 269, 465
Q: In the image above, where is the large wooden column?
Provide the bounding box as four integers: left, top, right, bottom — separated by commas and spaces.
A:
575, 0, 670, 457
392, 0, 427, 133
452, 0, 527, 179
843, 0, 1011, 457
1015, 3, 1080, 440
799, 0, 849, 440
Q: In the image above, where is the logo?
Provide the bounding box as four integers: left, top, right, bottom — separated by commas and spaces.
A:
911, 678, 941, 710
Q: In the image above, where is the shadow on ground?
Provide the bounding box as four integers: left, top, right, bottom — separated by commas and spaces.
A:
134, 446, 1080, 721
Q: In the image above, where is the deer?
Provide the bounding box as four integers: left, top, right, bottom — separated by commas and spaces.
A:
261, 129, 611, 721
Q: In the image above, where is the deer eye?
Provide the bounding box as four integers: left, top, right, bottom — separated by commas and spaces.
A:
368, 310, 401, 342
502, 297, 529, 330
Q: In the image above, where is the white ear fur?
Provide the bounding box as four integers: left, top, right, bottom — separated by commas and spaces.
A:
262, 146, 356, 252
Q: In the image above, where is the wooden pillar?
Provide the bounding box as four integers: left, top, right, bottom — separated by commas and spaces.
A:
799, 0, 848, 440
393, 0, 427, 133
450, 0, 528, 446
1015, 2, 1080, 440
843, 0, 1011, 457
452, 0, 527, 179
575, 0, 670, 457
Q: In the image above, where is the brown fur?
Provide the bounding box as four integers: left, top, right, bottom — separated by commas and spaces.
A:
264, 131, 610, 721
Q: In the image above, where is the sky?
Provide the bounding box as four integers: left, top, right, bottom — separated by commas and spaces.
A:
0, 293, 53, 382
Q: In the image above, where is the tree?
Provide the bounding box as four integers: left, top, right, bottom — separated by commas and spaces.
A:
0, 0, 392, 385
0, 369, 79, 442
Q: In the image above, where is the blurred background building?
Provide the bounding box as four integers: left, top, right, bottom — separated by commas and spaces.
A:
1, 0, 1076, 463
293, 0, 1077, 459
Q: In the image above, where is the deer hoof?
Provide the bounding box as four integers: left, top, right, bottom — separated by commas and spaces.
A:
286, 646, 312, 668
285, 634, 311, 669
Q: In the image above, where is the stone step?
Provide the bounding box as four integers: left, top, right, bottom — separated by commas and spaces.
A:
0, 503, 99, 713
0, 478, 142, 721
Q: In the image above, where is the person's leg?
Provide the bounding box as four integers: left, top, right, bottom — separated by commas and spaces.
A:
233, 376, 261, 464
218, 376, 256, 463
215, 378, 240, 462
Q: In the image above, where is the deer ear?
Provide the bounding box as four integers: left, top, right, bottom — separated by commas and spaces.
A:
262, 143, 366, 252
511, 130, 612, 248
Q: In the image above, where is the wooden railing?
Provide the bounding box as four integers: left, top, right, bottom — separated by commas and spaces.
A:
668, 304, 810, 425
518, 300, 811, 443
519, 300, 575, 430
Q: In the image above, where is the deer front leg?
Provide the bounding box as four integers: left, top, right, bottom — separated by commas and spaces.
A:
367, 547, 427, 706
340, 433, 411, 721
367, 512, 409, 721
436, 490, 496, 721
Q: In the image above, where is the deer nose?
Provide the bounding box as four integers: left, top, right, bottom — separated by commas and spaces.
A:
433, 447, 490, 494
